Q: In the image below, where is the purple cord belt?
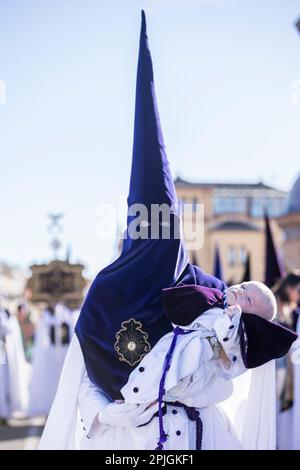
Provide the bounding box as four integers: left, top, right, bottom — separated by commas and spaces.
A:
154, 326, 203, 450
139, 401, 203, 450
151, 291, 228, 450
170, 401, 203, 450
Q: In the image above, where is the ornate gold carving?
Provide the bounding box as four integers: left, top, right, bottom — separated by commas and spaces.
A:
114, 318, 151, 366
26, 260, 86, 309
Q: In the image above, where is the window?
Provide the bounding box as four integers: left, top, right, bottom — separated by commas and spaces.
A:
267, 198, 285, 217
250, 197, 286, 217
240, 246, 247, 264
213, 197, 247, 215
192, 197, 198, 213
227, 246, 237, 266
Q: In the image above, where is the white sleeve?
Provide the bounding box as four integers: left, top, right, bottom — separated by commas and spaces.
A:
122, 332, 214, 405
212, 310, 246, 379
166, 312, 246, 405
77, 373, 111, 435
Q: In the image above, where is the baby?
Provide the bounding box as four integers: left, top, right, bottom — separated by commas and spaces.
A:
226, 281, 277, 321
158, 279, 289, 376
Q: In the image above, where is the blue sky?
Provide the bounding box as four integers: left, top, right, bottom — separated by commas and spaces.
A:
0, 0, 300, 276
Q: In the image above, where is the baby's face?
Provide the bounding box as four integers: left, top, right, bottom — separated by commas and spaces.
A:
227, 281, 276, 320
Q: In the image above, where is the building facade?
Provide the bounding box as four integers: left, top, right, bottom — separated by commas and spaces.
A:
175, 177, 287, 284
277, 175, 300, 271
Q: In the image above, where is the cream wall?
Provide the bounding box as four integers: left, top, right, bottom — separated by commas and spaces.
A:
176, 185, 285, 283
278, 213, 300, 271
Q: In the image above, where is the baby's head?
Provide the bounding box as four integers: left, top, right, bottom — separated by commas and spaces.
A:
227, 281, 277, 321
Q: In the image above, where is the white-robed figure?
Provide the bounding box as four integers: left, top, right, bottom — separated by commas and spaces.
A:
28, 303, 76, 417
39, 11, 297, 450
0, 303, 29, 421
292, 309, 300, 449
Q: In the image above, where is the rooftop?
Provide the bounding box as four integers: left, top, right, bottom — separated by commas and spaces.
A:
174, 176, 286, 194
211, 221, 260, 232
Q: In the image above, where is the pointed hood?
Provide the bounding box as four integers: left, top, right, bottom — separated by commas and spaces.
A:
76, 13, 227, 400
241, 253, 251, 283
127, 11, 178, 211
123, 11, 182, 253
75, 12, 188, 400
213, 245, 224, 281
191, 251, 198, 266
264, 211, 285, 288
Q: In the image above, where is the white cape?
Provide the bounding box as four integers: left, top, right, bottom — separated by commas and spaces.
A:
28, 307, 76, 417
0, 313, 29, 418
39, 335, 276, 450
39, 335, 85, 449
220, 361, 276, 449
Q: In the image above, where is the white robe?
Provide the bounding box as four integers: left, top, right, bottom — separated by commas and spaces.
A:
276, 363, 293, 450
39, 307, 276, 450
28, 305, 76, 417
275, 312, 300, 450
292, 312, 300, 449
0, 309, 29, 419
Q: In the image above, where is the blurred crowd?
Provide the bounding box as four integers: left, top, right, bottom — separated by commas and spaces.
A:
0, 300, 79, 425
273, 271, 300, 449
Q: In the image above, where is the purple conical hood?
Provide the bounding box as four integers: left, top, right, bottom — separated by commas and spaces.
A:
127, 11, 178, 211
264, 212, 285, 288
75, 12, 188, 400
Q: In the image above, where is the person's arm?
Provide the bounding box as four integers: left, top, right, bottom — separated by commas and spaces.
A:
122, 307, 245, 409
164, 306, 244, 401
193, 264, 227, 292
212, 305, 246, 379
164, 310, 245, 407
77, 372, 111, 437
78, 372, 158, 433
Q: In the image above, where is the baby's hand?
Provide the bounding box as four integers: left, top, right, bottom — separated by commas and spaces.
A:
224, 305, 242, 318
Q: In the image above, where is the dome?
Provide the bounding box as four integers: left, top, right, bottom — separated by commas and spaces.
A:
287, 174, 300, 214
